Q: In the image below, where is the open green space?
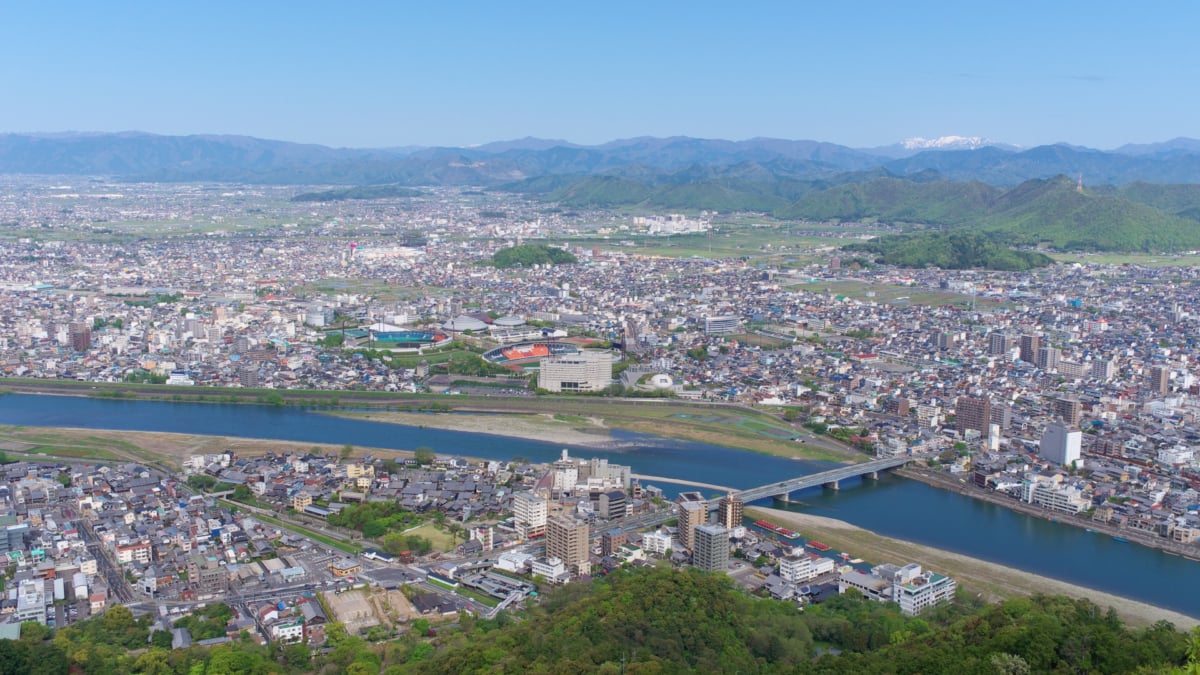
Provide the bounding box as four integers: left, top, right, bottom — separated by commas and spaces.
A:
787, 279, 1006, 309
401, 523, 457, 552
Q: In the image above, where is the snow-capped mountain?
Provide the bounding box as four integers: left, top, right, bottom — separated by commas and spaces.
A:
901, 135, 996, 150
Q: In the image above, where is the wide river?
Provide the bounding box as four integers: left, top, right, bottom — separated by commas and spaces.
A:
2, 393, 1198, 617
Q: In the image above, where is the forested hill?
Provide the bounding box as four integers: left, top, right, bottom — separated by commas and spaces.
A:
407, 567, 1193, 674
1, 566, 1196, 673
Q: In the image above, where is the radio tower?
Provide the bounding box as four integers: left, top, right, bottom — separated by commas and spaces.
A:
1076, 172, 1084, 194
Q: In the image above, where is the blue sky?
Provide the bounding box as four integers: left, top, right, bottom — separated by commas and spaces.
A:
1, 2, 1194, 148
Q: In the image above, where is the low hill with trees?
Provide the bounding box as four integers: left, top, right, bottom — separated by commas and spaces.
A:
491, 244, 577, 268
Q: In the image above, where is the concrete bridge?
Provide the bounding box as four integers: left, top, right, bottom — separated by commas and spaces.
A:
713, 455, 922, 509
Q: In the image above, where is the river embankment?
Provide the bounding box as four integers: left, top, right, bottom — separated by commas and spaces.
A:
749, 506, 1199, 629
898, 467, 1200, 560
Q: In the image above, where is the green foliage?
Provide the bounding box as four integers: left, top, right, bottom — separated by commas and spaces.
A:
124, 369, 168, 385
231, 485, 252, 502
491, 244, 578, 268
382, 532, 433, 556
173, 603, 233, 641
328, 502, 421, 538
445, 353, 509, 377
186, 474, 217, 491
845, 231, 1054, 271
319, 332, 346, 348
413, 446, 436, 466
685, 346, 708, 361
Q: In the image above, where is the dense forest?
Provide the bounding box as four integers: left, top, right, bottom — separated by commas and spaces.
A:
1, 567, 1196, 674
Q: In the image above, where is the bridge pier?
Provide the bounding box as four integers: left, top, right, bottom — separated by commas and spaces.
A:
866, 471, 878, 480
773, 493, 789, 504
823, 480, 840, 491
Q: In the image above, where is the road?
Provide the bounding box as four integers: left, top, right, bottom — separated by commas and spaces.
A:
79, 519, 135, 604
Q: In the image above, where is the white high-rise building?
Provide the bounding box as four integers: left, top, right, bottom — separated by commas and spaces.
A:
512, 493, 547, 540
1039, 421, 1082, 466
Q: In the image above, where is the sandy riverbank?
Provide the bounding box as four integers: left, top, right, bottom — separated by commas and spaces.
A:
327, 410, 617, 448
0, 426, 420, 468
749, 506, 1199, 630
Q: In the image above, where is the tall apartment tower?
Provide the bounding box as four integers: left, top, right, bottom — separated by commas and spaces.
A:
677, 500, 707, 553
1018, 334, 1041, 364
692, 524, 729, 573
955, 396, 992, 436
1054, 397, 1083, 427
546, 515, 590, 576
717, 493, 744, 531
512, 493, 547, 540
1035, 346, 1061, 372
1149, 365, 1170, 396
987, 332, 1011, 356
69, 323, 92, 351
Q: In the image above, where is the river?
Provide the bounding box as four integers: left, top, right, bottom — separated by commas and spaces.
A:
2, 393, 1198, 617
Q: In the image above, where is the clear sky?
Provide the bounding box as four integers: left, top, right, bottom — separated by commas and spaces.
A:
1, 2, 1195, 149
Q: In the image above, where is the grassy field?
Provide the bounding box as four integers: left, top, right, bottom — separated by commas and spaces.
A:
787, 279, 1007, 309
402, 523, 458, 552
1051, 252, 1200, 267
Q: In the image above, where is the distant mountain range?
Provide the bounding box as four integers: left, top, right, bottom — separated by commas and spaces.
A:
5, 131, 1200, 187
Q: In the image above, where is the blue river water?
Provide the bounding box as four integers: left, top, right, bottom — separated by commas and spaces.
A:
1, 393, 1198, 618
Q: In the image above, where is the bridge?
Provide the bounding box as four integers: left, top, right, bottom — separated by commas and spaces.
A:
715, 455, 923, 508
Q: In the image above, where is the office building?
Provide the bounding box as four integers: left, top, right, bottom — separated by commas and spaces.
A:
538, 350, 613, 393
704, 315, 739, 335
1039, 421, 1082, 466
15, 580, 46, 625
597, 489, 627, 520
512, 493, 547, 540
955, 395, 991, 436
717, 493, 744, 531
692, 524, 729, 573
546, 515, 590, 577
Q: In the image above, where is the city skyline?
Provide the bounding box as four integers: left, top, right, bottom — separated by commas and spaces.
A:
2, 2, 1196, 149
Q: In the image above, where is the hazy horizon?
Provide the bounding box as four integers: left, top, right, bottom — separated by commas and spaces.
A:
2, 3, 1196, 149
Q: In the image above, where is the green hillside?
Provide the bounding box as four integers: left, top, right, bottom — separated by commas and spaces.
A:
792, 175, 1200, 252
405, 567, 1191, 674
844, 232, 1055, 271
977, 176, 1200, 251
1108, 181, 1200, 220
777, 178, 1000, 224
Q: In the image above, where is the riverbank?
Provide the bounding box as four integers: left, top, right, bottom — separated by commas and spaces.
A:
0, 379, 858, 462
898, 467, 1200, 561
326, 410, 619, 449
0, 425, 420, 469
748, 506, 1199, 629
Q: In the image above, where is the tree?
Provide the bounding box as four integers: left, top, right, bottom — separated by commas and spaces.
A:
150, 629, 173, 649
232, 485, 252, 502
414, 446, 435, 466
